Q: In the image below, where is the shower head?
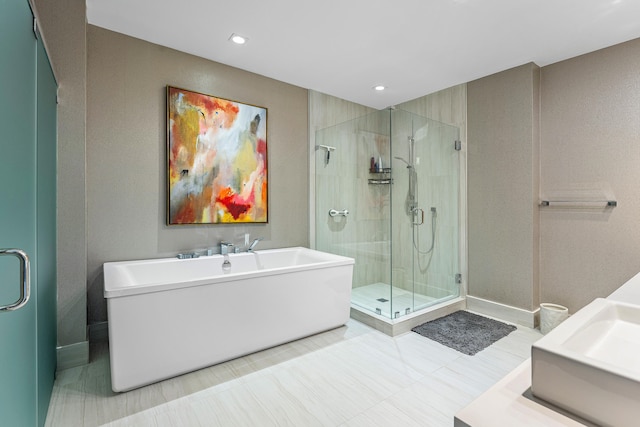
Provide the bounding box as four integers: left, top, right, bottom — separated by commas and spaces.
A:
394, 156, 412, 168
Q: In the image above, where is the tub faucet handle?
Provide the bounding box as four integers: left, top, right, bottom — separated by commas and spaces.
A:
220, 241, 234, 255
247, 237, 263, 252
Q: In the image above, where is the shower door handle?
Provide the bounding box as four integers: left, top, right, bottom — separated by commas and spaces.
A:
0, 248, 31, 312
412, 208, 424, 225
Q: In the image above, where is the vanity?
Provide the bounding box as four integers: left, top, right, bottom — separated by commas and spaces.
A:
455, 271, 640, 427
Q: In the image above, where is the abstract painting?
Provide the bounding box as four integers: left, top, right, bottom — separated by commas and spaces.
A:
167, 86, 268, 224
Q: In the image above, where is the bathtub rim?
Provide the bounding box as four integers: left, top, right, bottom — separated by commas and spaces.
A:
103, 246, 354, 299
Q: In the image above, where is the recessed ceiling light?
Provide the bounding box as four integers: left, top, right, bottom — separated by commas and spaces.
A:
229, 33, 248, 45
373, 85, 386, 91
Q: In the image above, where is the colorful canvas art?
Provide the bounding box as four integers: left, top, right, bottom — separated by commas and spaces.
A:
167, 86, 268, 224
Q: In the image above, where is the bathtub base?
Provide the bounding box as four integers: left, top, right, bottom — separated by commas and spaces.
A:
105, 248, 353, 392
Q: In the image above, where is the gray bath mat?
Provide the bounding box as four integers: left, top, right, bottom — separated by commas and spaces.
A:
411, 311, 517, 356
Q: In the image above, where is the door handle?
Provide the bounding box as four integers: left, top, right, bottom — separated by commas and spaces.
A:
0, 249, 30, 312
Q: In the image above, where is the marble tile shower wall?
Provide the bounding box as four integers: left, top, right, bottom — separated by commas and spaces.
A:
310, 85, 467, 303
315, 115, 390, 289
391, 116, 460, 297
396, 87, 467, 298
315, 118, 456, 296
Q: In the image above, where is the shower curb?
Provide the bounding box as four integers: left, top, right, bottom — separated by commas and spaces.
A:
351, 297, 465, 336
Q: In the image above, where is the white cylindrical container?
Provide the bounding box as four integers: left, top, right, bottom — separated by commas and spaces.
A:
540, 303, 569, 334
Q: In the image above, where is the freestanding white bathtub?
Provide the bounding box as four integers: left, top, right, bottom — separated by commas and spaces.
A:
104, 247, 354, 392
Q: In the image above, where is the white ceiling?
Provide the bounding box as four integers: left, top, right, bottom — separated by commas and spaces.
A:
86, 0, 640, 110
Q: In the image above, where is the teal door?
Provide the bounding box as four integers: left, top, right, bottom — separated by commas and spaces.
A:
35, 21, 58, 426
0, 0, 57, 425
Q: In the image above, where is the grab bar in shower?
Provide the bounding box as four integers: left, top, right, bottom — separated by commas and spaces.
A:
329, 209, 349, 217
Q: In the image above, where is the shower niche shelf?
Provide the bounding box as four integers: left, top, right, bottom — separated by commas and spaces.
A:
368, 168, 392, 185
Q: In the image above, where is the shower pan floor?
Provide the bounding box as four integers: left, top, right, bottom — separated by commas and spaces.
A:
351, 282, 437, 319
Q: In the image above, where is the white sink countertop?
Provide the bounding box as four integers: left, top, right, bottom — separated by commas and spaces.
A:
454, 360, 597, 427
531, 298, 640, 426
455, 271, 640, 427
608, 270, 640, 304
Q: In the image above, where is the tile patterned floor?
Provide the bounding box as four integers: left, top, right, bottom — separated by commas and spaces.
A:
45, 316, 542, 426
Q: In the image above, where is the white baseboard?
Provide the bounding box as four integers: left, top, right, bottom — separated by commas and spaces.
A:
466, 295, 539, 328
56, 341, 89, 372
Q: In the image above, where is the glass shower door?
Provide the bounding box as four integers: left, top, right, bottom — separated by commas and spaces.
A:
315, 110, 393, 317
315, 109, 461, 321
389, 111, 460, 317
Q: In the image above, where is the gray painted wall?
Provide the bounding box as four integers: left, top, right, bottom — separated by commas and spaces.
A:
468, 39, 640, 315
467, 63, 540, 311
86, 26, 309, 324
540, 38, 640, 312
32, 0, 87, 348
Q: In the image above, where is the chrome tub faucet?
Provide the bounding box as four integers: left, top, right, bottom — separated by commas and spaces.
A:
247, 237, 263, 252
220, 241, 234, 255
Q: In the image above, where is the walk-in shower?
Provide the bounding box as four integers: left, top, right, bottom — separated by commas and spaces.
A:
314, 108, 463, 330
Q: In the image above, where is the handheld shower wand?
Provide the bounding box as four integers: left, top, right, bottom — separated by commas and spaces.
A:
394, 156, 417, 215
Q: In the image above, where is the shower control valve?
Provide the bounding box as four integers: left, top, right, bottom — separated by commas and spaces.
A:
412, 207, 425, 225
